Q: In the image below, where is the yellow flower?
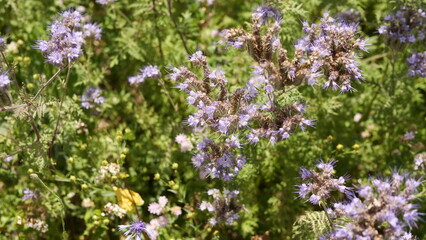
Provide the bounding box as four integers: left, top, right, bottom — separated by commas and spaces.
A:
115, 188, 144, 213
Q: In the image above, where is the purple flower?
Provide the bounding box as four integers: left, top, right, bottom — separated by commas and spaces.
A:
295, 13, 366, 92
22, 189, 40, 201
96, 0, 116, 5
328, 172, 423, 239
200, 189, 243, 225
0, 73, 11, 88
47, 51, 64, 65
189, 51, 206, 65
0, 36, 6, 50
378, 6, 426, 48
402, 131, 416, 141
81, 88, 105, 109
119, 220, 156, 240
83, 23, 102, 40
407, 52, 426, 77
128, 65, 161, 85
252, 6, 282, 25
35, 9, 101, 66
218, 118, 231, 134
296, 160, 348, 205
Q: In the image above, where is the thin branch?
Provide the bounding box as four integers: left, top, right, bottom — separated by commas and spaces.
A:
33, 67, 65, 100
362, 52, 388, 63
166, 0, 190, 54
0, 140, 39, 159
152, 0, 164, 60
321, 202, 334, 231
35, 176, 67, 239
0, 67, 65, 112
30, 118, 42, 141
158, 79, 178, 112
0, 103, 27, 112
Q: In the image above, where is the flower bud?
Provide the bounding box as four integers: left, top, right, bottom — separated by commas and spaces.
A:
154, 173, 160, 180
172, 163, 179, 169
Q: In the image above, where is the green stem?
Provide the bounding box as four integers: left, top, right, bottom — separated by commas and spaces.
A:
166, 0, 190, 54
158, 79, 178, 112
36, 175, 67, 239
321, 202, 334, 231
390, 49, 397, 96
49, 63, 72, 158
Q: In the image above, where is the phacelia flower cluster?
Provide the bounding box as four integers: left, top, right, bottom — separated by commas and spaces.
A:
407, 51, 426, 77
172, 8, 366, 181
200, 189, 243, 225
192, 138, 246, 180
328, 172, 423, 239
81, 87, 105, 110
378, 6, 426, 49
128, 65, 161, 85
296, 161, 348, 205
295, 13, 367, 92
252, 5, 282, 25
35, 9, 102, 66
221, 11, 366, 93
171, 50, 312, 180
414, 152, 426, 170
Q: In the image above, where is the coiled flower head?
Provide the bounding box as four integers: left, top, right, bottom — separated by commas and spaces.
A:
81, 87, 105, 110
35, 9, 102, 66
296, 160, 348, 205
329, 172, 423, 239
295, 13, 367, 92
378, 6, 426, 50
200, 189, 243, 225
407, 51, 426, 77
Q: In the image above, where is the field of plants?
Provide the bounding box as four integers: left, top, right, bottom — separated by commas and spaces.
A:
0, 0, 425, 239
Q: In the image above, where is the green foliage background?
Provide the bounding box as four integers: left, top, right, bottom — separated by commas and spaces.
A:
0, 0, 425, 239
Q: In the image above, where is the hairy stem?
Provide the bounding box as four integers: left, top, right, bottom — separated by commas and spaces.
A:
33, 67, 65, 100
0, 67, 65, 112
